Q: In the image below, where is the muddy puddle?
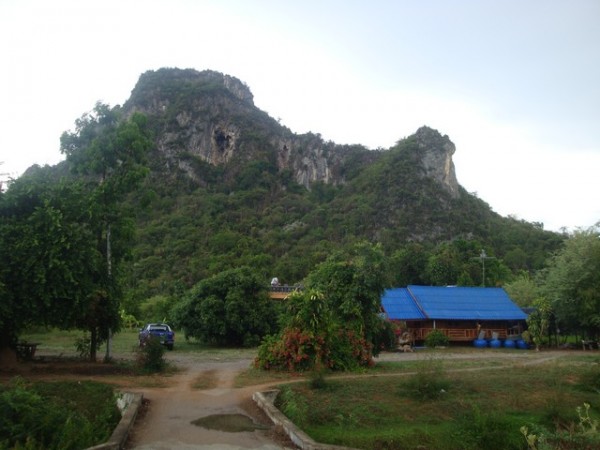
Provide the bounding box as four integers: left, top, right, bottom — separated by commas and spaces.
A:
191, 413, 270, 432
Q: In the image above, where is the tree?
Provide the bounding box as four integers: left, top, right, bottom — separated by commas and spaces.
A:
424, 242, 462, 286
60, 102, 152, 360
256, 242, 389, 371
541, 225, 600, 340
526, 296, 551, 351
305, 242, 389, 347
172, 267, 278, 346
389, 243, 429, 286
0, 174, 103, 362
504, 273, 540, 307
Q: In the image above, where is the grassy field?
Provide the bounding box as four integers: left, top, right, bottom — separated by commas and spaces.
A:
274, 354, 600, 450
19, 327, 252, 358
15, 329, 600, 449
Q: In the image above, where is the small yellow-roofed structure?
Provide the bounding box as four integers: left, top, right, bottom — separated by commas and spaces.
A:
268, 285, 302, 300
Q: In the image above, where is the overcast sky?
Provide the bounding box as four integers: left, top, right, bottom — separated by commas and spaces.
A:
1, 0, 599, 232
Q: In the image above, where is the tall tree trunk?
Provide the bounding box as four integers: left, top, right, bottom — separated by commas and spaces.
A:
90, 326, 98, 362
104, 223, 113, 362
0, 331, 17, 367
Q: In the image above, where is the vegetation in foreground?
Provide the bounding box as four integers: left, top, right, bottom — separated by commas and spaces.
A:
0, 378, 120, 450
255, 243, 391, 372
275, 357, 600, 450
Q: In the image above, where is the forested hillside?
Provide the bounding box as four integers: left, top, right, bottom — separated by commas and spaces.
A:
8, 68, 564, 313
114, 68, 564, 307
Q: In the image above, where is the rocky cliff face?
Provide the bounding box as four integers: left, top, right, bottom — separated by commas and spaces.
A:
123, 68, 459, 197
413, 126, 459, 198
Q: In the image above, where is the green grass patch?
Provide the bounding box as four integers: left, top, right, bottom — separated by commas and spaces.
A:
20, 328, 258, 360
0, 377, 120, 450
234, 365, 307, 388
275, 358, 600, 450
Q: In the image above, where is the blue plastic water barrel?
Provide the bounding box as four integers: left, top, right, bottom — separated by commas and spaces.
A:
473, 338, 487, 348
516, 339, 528, 349
489, 339, 501, 348
504, 339, 516, 349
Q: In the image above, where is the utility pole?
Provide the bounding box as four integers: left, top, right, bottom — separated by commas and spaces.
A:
474, 249, 495, 287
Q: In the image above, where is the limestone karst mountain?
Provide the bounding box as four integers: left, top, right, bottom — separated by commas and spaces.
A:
19, 67, 564, 298
122, 68, 457, 196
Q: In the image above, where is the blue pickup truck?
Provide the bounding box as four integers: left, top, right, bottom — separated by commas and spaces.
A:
139, 323, 175, 350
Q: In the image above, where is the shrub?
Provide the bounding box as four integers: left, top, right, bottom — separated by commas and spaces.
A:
255, 328, 321, 372
424, 329, 449, 348
172, 267, 278, 346
74, 333, 92, 359
370, 319, 397, 353
0, 378, 119, 450
402, 358, 450, 400
522, 403, 600, 450
255, 327, 374, 372
456, 405, 523, 450
136, 336, 166, 373
327, 328, 373, 371
276, 386, 308, 428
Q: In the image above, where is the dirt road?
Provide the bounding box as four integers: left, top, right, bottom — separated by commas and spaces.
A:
124, 353, 292, 450
123, 348, 568, 450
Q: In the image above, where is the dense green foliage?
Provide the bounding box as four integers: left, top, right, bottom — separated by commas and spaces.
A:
173, 267, 278, 347
0, 175, 103, 351
540, 226, 600, 340
109, 69, 565, 307
123, 138, 563, 304
60, 102, 152, 360
424, 329, 450, 348
0, 378, 120, 450
0, 103, 151, 359
2, 68, 570, 351
136, 335, 167, 373
256, 243, 388, 371
504, 274, 540, 307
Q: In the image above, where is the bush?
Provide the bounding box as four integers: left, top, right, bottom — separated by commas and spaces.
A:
402, 359, 450, 401
136, 336, 166, 373
371, 319, 397, 353
455, 405, 523, 450
521, 403, 600, 450
327, 328, 374, 371
424, 329, 449, 348
0, 378, 119, 450
255, 328, 321, 372
172, 267, 278, 346
276, 386, 308, 428
74, 333, 92, 359
255, 327, 374, 372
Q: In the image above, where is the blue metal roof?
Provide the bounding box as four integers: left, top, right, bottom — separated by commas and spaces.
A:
381, 288, 425, 320
381, 286, 527, 321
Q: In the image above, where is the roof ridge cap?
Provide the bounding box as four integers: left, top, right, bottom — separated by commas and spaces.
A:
406, 286, 429, 319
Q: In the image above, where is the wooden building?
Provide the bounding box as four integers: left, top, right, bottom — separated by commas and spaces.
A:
381, 285, 527, 344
